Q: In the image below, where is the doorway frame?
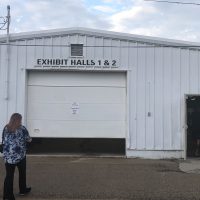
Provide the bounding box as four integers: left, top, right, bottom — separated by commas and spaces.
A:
184, 94, 200, 160
24, 69, 128, 156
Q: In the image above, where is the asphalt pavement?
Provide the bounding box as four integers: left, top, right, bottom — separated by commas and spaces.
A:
0, 156, 200, 200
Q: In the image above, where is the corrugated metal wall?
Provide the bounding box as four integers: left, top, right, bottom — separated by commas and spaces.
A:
0, 32, 200, 158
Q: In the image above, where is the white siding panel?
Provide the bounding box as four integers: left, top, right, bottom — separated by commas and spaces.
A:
171, 48, 181, 149
44, 37, 53, 58
180, 49, 190, 152
7, 42, 18, 116
61, 36, 70, 58
136, 44, 146, 149
86, 36, 95, 59
35, 38, 44, 60
69, 34, 78, 58
163, 48, 172, 149
189, 50, 199, 94
111, 39, 120, 67
154, 47, 164, 149
69, 34, 78, 44
52, 36, 61, 58
103, 38, 112, 59
16, 40, 26, 117
120, 41, 129, 69
146, 46, 155, 149
26, 39, 35, 68
94, 37, 103, 59
128, 42, 138, 149
78, 35, 86, 58
0, 45, 7, 132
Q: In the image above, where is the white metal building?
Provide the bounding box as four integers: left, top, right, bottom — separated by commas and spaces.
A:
1, 27, 200, 159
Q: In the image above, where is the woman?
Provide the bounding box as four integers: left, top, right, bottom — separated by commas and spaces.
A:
2, 113, 32, 200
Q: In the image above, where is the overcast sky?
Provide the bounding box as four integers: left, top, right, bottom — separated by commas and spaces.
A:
0, 0, 200, 42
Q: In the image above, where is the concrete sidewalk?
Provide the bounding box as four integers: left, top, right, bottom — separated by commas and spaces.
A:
179, 158, 200, 174
1, 156, 200, 200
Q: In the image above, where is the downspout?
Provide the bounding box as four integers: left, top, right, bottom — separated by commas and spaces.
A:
4, 5, 10, 121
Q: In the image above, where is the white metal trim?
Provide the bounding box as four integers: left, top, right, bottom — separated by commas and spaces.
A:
184, 94, 187, 160
1, 27, 200, 48
125, 71, 130, 153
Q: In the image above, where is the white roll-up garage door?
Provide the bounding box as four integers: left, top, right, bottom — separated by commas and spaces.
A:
27, 71, 126, 138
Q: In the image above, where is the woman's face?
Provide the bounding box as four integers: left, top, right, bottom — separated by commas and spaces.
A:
17, 118, 22, 127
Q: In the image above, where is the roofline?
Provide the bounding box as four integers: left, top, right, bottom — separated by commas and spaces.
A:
0, 27, 200, 48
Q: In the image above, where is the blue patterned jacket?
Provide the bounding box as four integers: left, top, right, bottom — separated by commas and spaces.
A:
2, 125, 32, 164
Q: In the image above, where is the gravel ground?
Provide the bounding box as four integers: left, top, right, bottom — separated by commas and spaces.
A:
0, 156, 200, 200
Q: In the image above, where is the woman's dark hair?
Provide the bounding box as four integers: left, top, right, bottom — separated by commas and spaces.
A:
7, 113, 22, 132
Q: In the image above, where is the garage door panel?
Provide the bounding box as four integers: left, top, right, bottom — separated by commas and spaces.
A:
28, 71, 126, 87
28, 86, 126, 104
27, 120, 126, 138
27, 103, 126, 121
27, 72, 126, 138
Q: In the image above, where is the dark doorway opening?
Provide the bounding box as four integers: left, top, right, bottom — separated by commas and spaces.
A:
27, 138, 126, 156
187, 96, 200, 157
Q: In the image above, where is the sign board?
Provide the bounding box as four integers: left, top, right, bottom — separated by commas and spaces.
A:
35, 58, 118, 69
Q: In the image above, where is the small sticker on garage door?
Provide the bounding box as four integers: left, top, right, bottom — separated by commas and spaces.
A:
71, 102, 80, 114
